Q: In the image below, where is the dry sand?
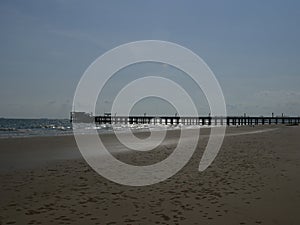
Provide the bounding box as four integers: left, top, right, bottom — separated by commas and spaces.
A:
1, 125, 300, 225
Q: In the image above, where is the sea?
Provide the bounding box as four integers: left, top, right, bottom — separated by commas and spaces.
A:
0, 118, 73, 138
0, 118, 205, 138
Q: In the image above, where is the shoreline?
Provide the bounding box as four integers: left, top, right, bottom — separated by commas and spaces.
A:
0, 123, 287, 140
0, 123, 283, 139
0, 125, 282, 173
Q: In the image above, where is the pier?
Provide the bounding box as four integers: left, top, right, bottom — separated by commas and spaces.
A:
94, 116, 300, 126
70, 115, 300, 127
70, 112, 300, 126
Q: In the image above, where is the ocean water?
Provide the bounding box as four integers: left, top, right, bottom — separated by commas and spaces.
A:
0, 118, 73, 138
0, 118, 213, 138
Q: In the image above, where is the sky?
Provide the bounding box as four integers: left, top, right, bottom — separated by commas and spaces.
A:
0, 0, 300, 118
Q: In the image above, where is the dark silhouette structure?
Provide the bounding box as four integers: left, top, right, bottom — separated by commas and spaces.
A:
70, 112, 300, 126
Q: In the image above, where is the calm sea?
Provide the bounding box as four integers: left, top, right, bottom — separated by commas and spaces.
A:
0, 118, 73, 138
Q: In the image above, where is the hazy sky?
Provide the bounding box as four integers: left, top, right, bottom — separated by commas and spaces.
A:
1, 0, 300, 118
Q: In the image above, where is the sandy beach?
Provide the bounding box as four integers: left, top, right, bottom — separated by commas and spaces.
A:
1, 125, 300, 225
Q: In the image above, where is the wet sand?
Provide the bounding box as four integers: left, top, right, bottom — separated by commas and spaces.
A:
1, 125, 300, 224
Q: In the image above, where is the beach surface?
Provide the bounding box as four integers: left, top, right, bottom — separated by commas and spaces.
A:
1, 125, 300, 225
